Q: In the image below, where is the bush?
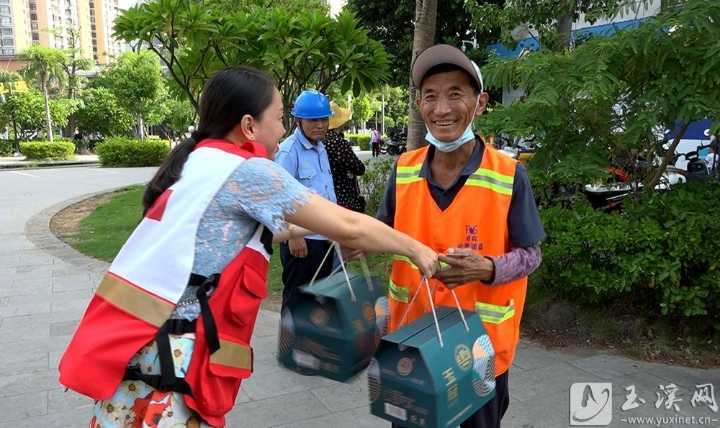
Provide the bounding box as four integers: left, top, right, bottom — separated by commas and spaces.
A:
19, 140, 75, 160
359, 156, 395, 215
0, 139, 14, 156
535, 181, 720, 328
347, 133, 371, 151
96, 137, 170, 167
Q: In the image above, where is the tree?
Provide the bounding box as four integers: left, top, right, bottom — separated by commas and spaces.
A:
114, 1, 389, 128
0, 70, 22, 151
21, 46, 65, 142
477, 0, 720, 197
467, 0, 654, 51
159, 98, 195, 140
59, 28, 93, 99
406, 0, 438, 150
346, 0, 501, 86
75, 87, 135, 137
98, 51, 165, 140
0, 91, 77, 140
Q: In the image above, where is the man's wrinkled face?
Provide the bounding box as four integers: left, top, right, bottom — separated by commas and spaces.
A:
417, 70, 488, 142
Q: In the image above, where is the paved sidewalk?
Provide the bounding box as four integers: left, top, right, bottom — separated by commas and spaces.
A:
0, 166, 718, 428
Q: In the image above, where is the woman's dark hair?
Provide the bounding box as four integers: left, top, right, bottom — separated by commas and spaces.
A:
143, 66, 275, 213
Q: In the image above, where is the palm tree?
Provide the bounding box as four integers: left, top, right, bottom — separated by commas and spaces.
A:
21, 46, 65, 142
407, 0, 438, 150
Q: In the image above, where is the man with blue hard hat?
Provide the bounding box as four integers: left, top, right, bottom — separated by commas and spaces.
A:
276, 89, 338, 311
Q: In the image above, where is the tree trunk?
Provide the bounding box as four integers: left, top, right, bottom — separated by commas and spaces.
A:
556, 13, 573, 49
138, 116, 146, 140
41, 78, 54, 143
406, 0, 438, 150
646, 122, 690, 191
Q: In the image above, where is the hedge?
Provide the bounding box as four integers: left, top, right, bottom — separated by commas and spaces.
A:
19, 140, 75, 160
0, 139, 14, 156
96, 137, 170, 167
347, 133, 371, 151
535, 181, 720, 326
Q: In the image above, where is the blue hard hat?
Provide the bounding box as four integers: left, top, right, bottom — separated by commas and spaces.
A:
291, 90, 333, 119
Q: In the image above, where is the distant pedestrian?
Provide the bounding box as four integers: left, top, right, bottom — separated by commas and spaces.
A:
370, 127, 381, 157
326, 102, 366, 213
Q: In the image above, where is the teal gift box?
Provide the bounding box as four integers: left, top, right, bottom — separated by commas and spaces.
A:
368, 305, 496, 427
278, 268, 384, 382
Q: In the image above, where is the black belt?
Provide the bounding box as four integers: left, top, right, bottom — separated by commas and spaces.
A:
123, 273, 221, 395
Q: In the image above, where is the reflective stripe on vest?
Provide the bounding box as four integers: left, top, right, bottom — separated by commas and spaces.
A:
466, 168, 514, 196
476, 299, 515, 324
396, 164, 423, 185
388, 279, 409, 303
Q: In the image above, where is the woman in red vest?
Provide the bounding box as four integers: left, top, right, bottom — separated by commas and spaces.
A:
60, 66, 438, 428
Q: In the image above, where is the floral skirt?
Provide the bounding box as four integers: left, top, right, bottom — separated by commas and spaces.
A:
90, 333, 214, 428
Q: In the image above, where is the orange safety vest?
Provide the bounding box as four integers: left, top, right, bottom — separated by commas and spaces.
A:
388, 144, 527, 377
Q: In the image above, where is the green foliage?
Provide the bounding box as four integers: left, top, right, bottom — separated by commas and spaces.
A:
114, 2, 389, 126
536, 181, 720, 326
0, 139, 14, 155
94, 51, 167, 138
0, 91, 78, 140
479, 0, 720, 195
96, 137, 170, 167
20, 140, 75, 160
359, 156, 394, 216
75, 88, 135, 137
347, 0, 495, 86
159, 97, 195, 138
467, 0, 652, 51
351, 95, 378, 129
20, 45, 66, 141
346, 133, 370, 150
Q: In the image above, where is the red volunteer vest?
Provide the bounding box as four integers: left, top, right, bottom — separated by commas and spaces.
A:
59, 140, 270, 427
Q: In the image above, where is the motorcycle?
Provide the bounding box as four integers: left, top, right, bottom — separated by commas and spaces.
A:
379, 127, 407, 156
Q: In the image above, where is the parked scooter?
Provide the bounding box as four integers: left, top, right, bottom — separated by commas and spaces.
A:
380, 127, 407, 156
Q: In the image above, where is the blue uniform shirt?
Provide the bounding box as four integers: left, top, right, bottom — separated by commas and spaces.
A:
276, 127, 337, 240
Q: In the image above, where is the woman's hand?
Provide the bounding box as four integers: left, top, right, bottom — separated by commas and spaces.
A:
409, 242, 440, 279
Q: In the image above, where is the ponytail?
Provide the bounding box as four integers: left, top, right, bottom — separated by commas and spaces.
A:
142, 134, 204, 214
141, 66, 275, 214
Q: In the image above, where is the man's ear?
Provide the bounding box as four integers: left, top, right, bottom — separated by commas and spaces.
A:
475, 92, 490, 116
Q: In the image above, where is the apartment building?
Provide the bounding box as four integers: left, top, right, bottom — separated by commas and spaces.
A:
0, 0, 124, 71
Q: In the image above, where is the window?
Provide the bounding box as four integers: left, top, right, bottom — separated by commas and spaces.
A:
0, 6, 10, 14
32, 33, 39, 41
0, 0, 9, 5
2, 47, 14, 55
0, 17, 10, 25
30, 13, 36, 20
0, 28, 10, 35
2, 37, 13, 46
29, 3, 36, 10
30, 22, 38, 30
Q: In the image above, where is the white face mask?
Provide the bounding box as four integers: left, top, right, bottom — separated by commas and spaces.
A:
424, 94, 482, 152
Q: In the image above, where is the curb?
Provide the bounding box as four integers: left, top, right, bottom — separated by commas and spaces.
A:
0, 160, 100, 170
24, 186, 133, 272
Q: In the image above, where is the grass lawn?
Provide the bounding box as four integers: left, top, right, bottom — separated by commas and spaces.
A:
68, 186, 391, 301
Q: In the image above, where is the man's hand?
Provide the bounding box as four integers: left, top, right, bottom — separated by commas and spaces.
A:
288, 237, 308, 258
435, 252, 495, 288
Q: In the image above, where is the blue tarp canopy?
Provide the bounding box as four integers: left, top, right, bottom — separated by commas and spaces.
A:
488, 18, 646, 59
